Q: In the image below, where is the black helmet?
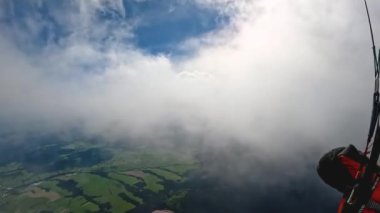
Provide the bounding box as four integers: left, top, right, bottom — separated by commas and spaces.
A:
317, 145, 368, 194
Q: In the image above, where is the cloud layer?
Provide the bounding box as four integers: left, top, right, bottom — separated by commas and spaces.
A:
0, 0, 380, 155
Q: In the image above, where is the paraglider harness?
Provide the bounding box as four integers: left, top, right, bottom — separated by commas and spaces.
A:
342, 1, 380, 212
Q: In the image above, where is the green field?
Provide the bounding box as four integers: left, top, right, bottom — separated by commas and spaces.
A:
149, 168, 182, 181
0, 140, 199, 213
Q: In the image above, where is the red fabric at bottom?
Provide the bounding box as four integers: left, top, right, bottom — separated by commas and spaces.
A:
337, 199, 376, 213
336, 155, 380, 212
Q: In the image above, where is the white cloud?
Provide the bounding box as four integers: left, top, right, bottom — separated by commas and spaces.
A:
0, 0, 379, 155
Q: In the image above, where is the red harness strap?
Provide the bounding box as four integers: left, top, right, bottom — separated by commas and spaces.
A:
337, 156, 380, 212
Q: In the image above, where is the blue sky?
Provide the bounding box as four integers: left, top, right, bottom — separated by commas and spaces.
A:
1, 0, 230, 55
